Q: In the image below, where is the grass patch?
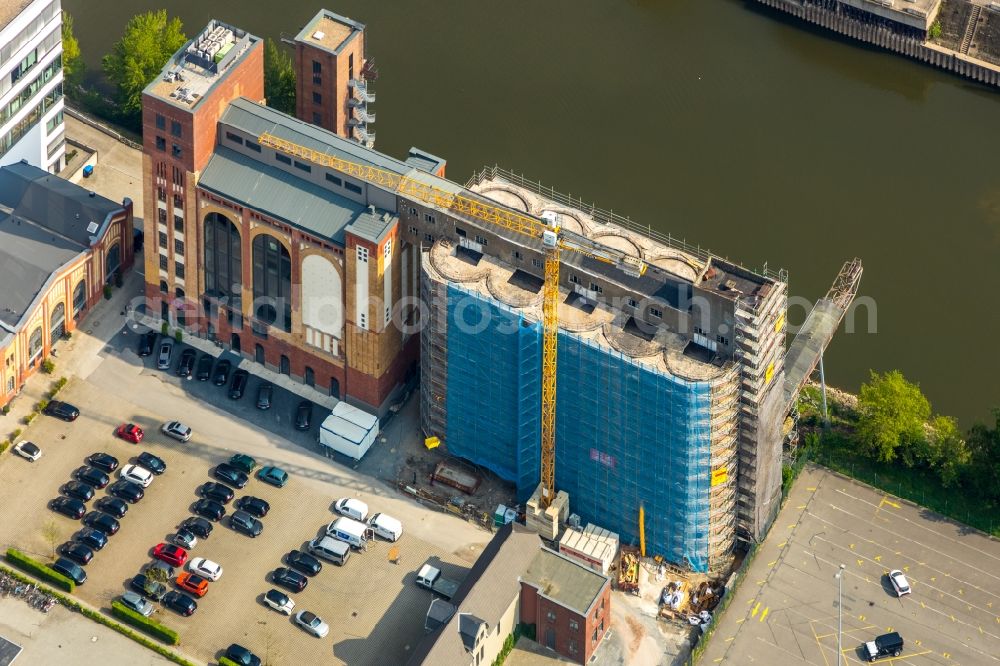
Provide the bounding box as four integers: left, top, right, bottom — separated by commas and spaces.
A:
5, 548, 75, 592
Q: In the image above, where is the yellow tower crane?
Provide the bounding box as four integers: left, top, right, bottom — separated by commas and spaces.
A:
258, 132, 646, 507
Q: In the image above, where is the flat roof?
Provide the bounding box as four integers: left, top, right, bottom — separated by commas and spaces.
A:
520, 547, 609, 614
294, 8, 364, 55
839, 0, 941, 29
0, 0, 35, 31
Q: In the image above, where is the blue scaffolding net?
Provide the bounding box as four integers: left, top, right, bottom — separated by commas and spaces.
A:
444, 285, 712, 571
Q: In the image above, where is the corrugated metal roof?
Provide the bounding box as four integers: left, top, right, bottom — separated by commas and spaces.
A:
199, 146, 365, 244
346, 209, 395, 244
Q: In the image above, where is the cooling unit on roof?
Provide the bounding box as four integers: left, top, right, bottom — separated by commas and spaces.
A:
86, 221, 99, 234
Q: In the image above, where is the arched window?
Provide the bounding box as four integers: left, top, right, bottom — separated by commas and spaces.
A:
252, 234, 291, 332
105, 242, 121, 281
176, 288, 185, 299
204, 212, 243, 305
279, 354, 290, 375
255, 344, 265, 365
73, 280, 86, 318
50, 302, 66, 341
304, 366, 314, 386
28, 327, 43, 362
159, 280, 168, 293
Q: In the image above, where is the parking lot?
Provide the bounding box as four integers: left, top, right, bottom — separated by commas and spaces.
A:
700, 465, 1000, 665
0, 323, 490, 665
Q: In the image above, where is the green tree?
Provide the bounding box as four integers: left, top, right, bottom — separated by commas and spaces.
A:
929, 21, 942, 41
264, 38, 296, 115
62, 11, 83, 88
918, 415, 969, 487
102, 10, 186, 116
856, 370, 930, 463
965, 410, 1000, 505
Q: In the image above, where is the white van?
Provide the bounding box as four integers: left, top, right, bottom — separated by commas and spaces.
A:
308, 536, 351, 566
326, 517, 368, 548
334, 498, 369, 522
368, 513, 403, 542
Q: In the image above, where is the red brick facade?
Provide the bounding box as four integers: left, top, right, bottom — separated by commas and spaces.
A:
294, 14, 366, 139
519, 574, 611, 664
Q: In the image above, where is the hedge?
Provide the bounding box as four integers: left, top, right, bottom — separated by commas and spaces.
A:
5, 548, 75, 592
111, 600, 180, 645
218, 658, 241, 666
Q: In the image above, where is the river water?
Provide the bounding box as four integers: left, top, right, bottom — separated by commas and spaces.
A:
64, 0, 1000, 426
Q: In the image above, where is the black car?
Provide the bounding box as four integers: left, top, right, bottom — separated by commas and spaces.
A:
137, 331, 157, 357
176, 349, 197, 377
255, 383, 273, 410
234, 496, 270, 518
109, 479, 144, 504
83, 511, 120, 535
74, 466, 110, 489
195, 354, 213, 381
44, 400, 79, 421
50, 496, 86, 520
294, 400, 313, 431
51, 557, 87, 585
192, 498, 226, 521
229, 369, 249, 399
225, 644, 262, 666
271, 567, 307, 592
230, 510, 263, 538
213, 463, 249, 489
162, 591, 197, 616
200, 482, 234, 504
212, 360, 232, 386
285, 550, 322, 576
87, 452, 119, 473
75, 528, 108, 551
136, 451, 166, 475
63, 480, 96, 502
58, 541, 94, 565
130, 574, 167, 601
180, 516, 213, 539
95, 496, 129, 519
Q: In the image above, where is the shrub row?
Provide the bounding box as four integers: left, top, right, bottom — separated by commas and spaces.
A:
218, 658, 242, 666
111, 600, 180, 645
48, 377, 68, 399
5, 548, 74, 592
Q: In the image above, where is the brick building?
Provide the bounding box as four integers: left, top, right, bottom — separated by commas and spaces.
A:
0, 161, 134, 408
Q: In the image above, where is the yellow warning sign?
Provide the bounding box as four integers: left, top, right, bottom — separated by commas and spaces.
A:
765, 362, 775, 386
711, 468, 728, 486
424, 436, 440, 450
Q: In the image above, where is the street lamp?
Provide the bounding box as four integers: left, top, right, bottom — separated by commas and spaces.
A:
835, 563, 846, 666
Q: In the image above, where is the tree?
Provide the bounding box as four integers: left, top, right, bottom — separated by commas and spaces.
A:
41, 520, 60, 559
917, 415, 969, 487
965, 410, 1000, 505
264, 38, 296, 115
102, 10, 186, 116
62, 11, 83, 88
856, 370, 930, 463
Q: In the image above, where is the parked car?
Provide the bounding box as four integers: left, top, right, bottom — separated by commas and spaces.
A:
200, 482, 234, 504
119, 591, 154, 617
58, 541, 94, 565
257, 466, 288, 488
263, 588, 295, 615
152, 543, 188, 567
120, 464, 154, 488
294, 401, 313, 430
230, 510, 263, 538
146, 559, 175, 578
137, 331, 157, 357
75, 528, 108, 551
192, 499, 226, 522
62, 480, 95, 502
228, 453, 257, 474
50, 496, 86, 519
115, 423, 144, 444
108, 479, 144, 503
294, 610, 329, 638
162, 591, 197, 616
176, 349, 196, 378
212, 359, 232, 386
161, 421, 192, 442
195, 354, 213, 381
86, 452, 119, 473
82, 511, 120, 535
213, 463, 248, 489
334, 498, 369, 522
225, 644, 261, 666
271, 567, 307, 592
44, 400, 79, 421
95, 496, 129, 518
172, 529, 198, 550
74, 466, 109, 489
889, 570, 911, 597
229, 369, 249, 399
234, 496, 269, 518
130, 574, 168, 602
864, 631, 904, 662
136, 452, 166, 475
51, 558, 87, 585
285, 550, 322, 576
13, 441, 42, 462
188, 557, 223, 581
180, 516, 213, 539
175, 572, 209, 598
255, 383, 273, 410
156, 341, 173, 370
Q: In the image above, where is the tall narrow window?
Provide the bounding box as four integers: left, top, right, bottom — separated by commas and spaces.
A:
203, 212, 243, 307
252, 234, 292, 332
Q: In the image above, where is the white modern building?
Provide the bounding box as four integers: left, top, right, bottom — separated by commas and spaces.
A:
0, 0, 65, 173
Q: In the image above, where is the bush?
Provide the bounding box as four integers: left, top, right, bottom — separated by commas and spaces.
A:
1, 404, 9, 415
36, 400, 49, 413
5, 548, 75, 592
218, 658, 242, 666
111, 600, 180, 645
41, 359, 55, 374
62, 330, 72, 340
22, 413, 35, 425
174, 329, 182, 343
103, 284, 113, 300
11, 428, 22, 440
0, 441, 9, 455
161, 321, 169, 335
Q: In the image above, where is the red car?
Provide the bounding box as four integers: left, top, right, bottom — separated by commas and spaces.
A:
152, 543, 188, 567
116, 423, 144, 444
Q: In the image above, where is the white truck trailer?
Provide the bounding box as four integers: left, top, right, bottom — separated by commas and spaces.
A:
318, 402, 379, 461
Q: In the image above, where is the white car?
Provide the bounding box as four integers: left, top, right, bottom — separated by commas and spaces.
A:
188, 557, 223, 581
264, 589, 295, 615
294, 610, 329, 638
889, 569, 911, 596
161, 421, 192, 442
334, 497, 369, 522
13, 441, 42, 462
120, 464, 154, 488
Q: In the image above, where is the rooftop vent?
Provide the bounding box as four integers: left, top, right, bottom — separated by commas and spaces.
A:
88, 191, 96, 198
86, 221, 99, 234
313, 31, 326, 40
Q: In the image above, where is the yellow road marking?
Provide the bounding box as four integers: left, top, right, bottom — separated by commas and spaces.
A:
725, 636, 734, 642
959, 589, 964, 595
903, 565, 909, 572
883, 499, 900, 509
874, 555, 882, 562
806, 486, 816, 490
736, 618, 745, 624
751, 601, 760, 618
915, 640, 921, 646
778, 541, 787, 548
797, 504, 806, 509
787, 524, 796, 529
980, 625, 984, 634
857, 559, 864, 566
713, 659, 722, 663
859, 614, 866, 621
850, 543, 856, 550
810, 620, 831, 666
943, 652, 950, 659
767, 561, 777, 567
759, 607, 769, 622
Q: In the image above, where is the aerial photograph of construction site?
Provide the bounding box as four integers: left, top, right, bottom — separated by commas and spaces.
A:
0, 1, 998, 665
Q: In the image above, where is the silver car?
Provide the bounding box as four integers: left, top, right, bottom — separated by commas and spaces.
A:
156, 341, 173, 370
294, 610, 329, 638
161, 421, 192, 442
119, 591, 154, 617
